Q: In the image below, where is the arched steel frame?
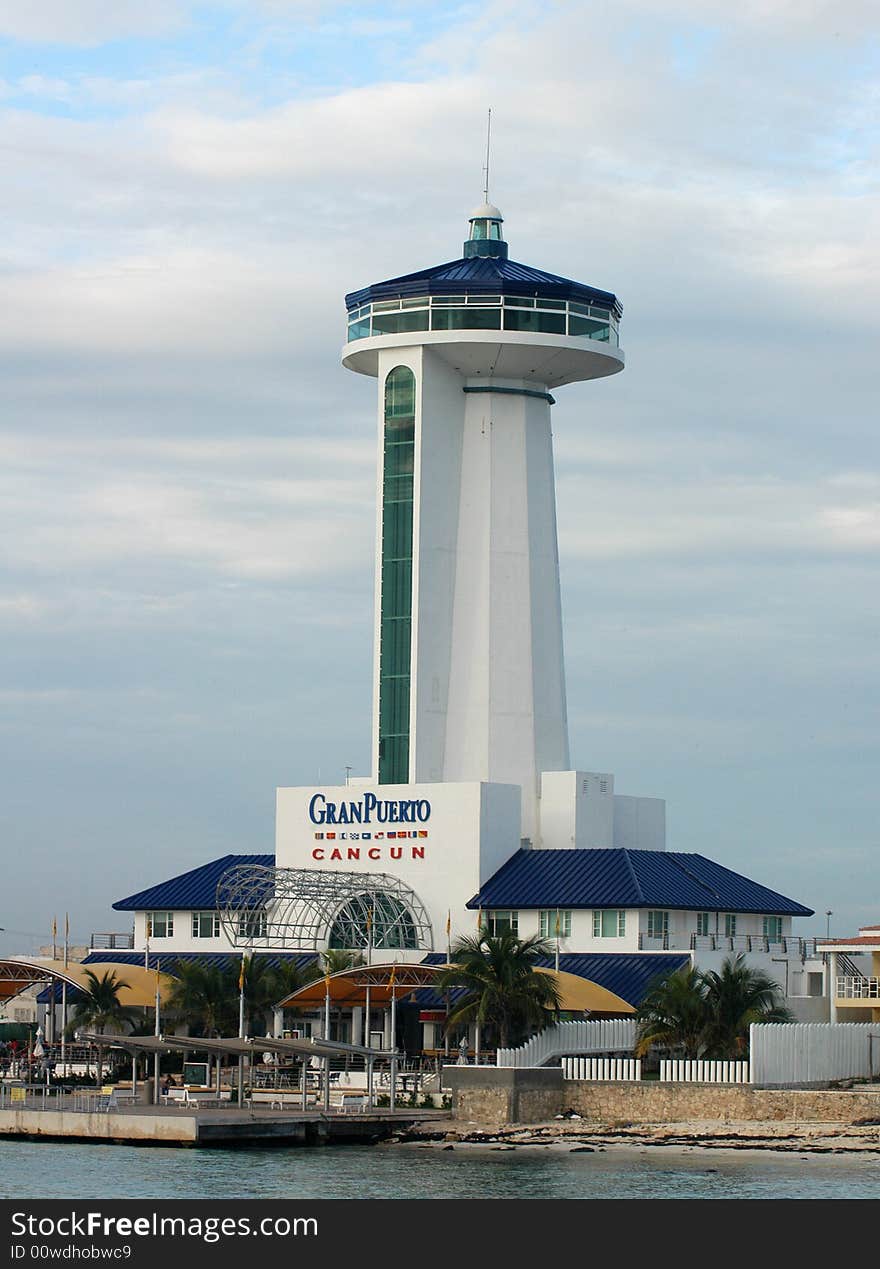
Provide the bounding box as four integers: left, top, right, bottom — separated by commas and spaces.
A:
215, 864, 434, 953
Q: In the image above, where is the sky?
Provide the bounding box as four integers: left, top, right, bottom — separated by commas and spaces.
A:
0, 0, 877, 957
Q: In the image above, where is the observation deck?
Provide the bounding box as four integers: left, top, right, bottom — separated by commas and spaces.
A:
342, 203, 624, 388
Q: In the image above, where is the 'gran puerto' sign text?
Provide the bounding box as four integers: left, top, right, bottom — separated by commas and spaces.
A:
308, 792, 431, 826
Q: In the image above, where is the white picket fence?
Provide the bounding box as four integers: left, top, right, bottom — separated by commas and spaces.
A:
496, 1019, 637, 1068
563, 1057, 642, 1082
750, 1022, 880, 1087
660, 1059, 749, 1084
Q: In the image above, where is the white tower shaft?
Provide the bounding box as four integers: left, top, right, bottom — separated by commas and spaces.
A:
370, 346, 571, 840
345, 203, 624, 843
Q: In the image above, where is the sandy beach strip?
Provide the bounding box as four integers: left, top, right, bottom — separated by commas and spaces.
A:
390, 1117, 880, 1157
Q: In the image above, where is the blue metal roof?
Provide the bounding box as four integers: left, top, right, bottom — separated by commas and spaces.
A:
419, 951, 688, 1009
112, 854, 274, 912
467, 849, 812, 916
346, 255, 622, 318
80, 951, 315, 972
545, 953, 690, 1007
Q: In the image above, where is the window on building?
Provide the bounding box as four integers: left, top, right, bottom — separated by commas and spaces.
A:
192, 912, 220, 939
147, 912, 173, 939
593, 910, 626, 938
696, 912, 710, 938
237, 911, 267, 940
378, 365, 416, 786
763, 916, 783, 942
724, 914, 737, 938
469, 219, 502, 242
539, 910, 571, 938
646, 910, 669, 939
484, 910, 518, 937
329, 892, 418, 951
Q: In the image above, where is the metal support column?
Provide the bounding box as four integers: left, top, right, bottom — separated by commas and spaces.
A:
153, 969, 161, 1105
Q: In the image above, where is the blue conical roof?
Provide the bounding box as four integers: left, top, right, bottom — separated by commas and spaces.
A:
345, 254, 622, 319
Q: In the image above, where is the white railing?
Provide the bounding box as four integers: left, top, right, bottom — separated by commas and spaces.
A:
836, 976, 880, 999
659, 1059, 749, 1084
686, 935, 820, 957
563, 1057, 641, 1082
496, 1019, 636, 1068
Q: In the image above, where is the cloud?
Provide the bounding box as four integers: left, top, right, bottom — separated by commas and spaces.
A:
0, 0, 877, 950
0, 0, 194, 45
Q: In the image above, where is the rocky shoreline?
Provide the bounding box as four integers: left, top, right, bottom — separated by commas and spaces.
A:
388, 1116, 880, 1157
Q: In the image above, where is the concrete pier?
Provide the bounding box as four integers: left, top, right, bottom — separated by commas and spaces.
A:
0, 1106, 449, 1147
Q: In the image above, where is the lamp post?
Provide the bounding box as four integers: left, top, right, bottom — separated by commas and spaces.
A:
825, 910, 833, 940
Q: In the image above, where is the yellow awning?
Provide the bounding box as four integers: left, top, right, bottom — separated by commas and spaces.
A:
0, 958, 175, 1009
279, 961, 634, 1015
532, 967, 635, 1014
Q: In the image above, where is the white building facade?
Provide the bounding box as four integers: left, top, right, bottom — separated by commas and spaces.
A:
99, 200, 821, 1035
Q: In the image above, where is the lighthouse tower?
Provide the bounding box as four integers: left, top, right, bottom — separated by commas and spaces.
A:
342, 202, 624, 841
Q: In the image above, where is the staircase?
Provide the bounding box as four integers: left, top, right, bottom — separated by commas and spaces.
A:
496, 1019, 636, 1068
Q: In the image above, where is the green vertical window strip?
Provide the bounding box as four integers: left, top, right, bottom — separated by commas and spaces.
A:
378, 366, 416, 784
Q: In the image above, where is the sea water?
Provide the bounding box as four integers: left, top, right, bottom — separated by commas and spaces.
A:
1, 1141, 879, 1200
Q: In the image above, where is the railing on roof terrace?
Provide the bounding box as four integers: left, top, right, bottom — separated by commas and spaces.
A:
346, 294, 619, 347
496, 1019, 636, 1068
90, 933, 134, 950
681, 934, 820, 958
835, 976, 880, 999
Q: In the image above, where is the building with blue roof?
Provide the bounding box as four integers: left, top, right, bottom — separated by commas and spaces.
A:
51, 193, 826, 1059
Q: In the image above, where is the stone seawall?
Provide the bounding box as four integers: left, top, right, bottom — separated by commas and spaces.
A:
566, 1083, 880, 1126
443, 1068, 880, 1127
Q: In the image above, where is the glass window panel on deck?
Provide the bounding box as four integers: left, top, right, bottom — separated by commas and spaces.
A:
504, 308, 566, 334
372, 310, 430, 335
568, 314, 610, 341
431, 307, 501, 330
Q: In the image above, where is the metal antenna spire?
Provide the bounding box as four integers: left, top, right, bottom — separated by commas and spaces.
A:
482, 107, 492, 202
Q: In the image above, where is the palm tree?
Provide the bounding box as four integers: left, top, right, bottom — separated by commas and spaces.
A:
700, 954, 793, 1058
241, 956, 326, 1035
635, 956, 794, 1061
267, 957, 321, 1006
635, 965, 709, 1059
67, 970, 139, 1087
167, 961, 238, 1038
437, 931, 562, 1050
320, 949, 366, 975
